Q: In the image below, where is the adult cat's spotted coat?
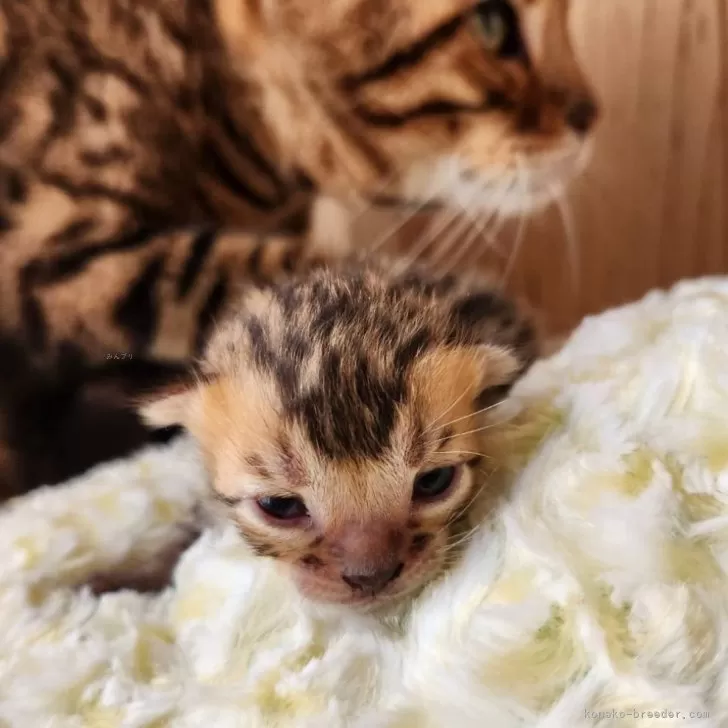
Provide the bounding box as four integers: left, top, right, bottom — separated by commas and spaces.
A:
0, 0, 596, 492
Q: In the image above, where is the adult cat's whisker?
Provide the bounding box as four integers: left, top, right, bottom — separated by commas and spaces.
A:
438, 219, 483, 276
551, 184, 581, 293
502, 161, 532, 283
368, 208, 416, 255
427, 179, 486, 266
342, 176, 421, 252
442, 175, 504, 268
464, 198, 507, 259
428, 205, 476, 268
479, 178, 518, 250
368, 176, 450, 255
396, 205, 465, 272
414, 181, 470, 247
370, 164, 464, 254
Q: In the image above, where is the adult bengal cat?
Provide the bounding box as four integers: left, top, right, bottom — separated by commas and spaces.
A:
0, 0, 597, 494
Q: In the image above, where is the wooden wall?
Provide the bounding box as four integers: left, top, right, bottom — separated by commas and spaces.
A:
358, 0, 728, 335
518, 0, 728, 332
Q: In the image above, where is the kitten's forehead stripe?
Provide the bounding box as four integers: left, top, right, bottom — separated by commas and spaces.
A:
290, 347, 407, 460
210, 260, 537, 462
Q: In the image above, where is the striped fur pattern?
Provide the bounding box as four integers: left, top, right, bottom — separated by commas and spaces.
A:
141, 257, 539, 607
0, 0, 596, 494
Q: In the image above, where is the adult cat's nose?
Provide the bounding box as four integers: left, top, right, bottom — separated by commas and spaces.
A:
566, 97, 598, 134
341, 562, 404, 594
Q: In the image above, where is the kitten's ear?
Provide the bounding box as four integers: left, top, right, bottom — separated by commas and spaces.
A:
472, 344, 525, 409
411, 344, 527, 414
137, 379, 197, 429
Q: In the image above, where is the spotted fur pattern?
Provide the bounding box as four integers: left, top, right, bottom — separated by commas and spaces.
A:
141, 257, 540, 606
0, 0, 596, 494
208, 263, 537, 462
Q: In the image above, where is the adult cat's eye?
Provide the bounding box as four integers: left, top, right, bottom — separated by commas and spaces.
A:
257, 495, 308, 522
473, 0, 523, 58
412, 465, 458, 501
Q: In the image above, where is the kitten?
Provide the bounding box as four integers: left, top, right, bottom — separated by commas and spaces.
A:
140, 258, 539, 607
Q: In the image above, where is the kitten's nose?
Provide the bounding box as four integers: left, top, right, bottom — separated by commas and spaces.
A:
566, 97, 598, 134
341, 562, 404, 594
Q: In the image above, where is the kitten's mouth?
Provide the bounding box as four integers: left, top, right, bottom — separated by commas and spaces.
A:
291, 545, 448, 609
293, 570, 418, 608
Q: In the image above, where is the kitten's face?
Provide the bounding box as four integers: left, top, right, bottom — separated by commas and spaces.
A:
217, 0, 597, 215
142, 263, 537, 607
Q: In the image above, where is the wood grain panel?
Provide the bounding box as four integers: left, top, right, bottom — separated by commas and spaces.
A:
512, 0, 727, 332
356, 0, 728, 335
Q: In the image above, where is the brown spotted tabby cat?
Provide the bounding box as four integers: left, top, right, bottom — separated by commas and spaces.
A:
0, 0, 597, 494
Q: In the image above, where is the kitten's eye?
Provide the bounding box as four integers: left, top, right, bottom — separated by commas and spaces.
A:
257, 495, 308, 522
474, 0, 522, 58
413, 466, 457, 501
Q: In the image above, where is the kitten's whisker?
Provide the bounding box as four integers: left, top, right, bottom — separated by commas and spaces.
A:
437, 450, 493, 460
449, 476, 493, 522
441, 522, 480, 551
441, 527, 480, 553
439, 520, 483, 554
431, 398, 508, 432
423, 388, 474, 436
431, 417, 515, 443
422, 378, 473, 438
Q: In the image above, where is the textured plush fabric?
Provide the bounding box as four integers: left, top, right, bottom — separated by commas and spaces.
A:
1, 278, 727, 727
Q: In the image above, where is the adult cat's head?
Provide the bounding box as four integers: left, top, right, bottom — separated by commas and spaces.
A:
216, 0, 597, 216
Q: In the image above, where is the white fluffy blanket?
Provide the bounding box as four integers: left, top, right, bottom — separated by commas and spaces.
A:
2, 278, 728, 727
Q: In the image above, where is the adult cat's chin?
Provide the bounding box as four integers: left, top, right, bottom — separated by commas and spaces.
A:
403, 137, 593, 219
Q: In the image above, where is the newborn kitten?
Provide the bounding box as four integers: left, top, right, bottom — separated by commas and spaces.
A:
141, 259, 539, 607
